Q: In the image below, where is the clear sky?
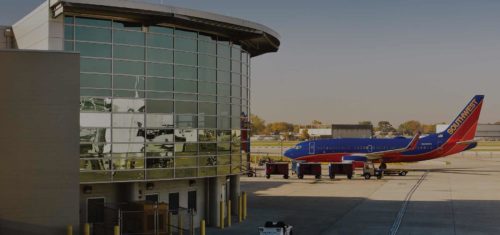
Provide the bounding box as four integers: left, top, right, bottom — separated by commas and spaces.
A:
2, 0, 500, 126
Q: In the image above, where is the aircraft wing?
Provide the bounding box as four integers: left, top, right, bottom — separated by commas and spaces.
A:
364, 132, 421, 160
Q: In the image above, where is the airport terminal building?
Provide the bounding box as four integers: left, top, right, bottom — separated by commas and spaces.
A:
0, 0, 279, 234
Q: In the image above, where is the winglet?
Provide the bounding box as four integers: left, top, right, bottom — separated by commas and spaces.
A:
406, 131, 421, 151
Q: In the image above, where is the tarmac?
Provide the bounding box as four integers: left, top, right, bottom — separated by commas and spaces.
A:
208, 153, 500, 235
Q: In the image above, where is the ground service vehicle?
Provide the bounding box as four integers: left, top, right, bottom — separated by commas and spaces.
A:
296, 162, 322, 179
259, 221, 293, 235
363, 162, 383, 179
265, 162, 289, 179
383, 169, 409, 176
328, 162, 354, 179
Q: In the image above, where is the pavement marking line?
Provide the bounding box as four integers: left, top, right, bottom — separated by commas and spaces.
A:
389, 170, 429, 235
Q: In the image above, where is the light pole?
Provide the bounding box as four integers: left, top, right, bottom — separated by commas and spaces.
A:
280, 135, 285, 161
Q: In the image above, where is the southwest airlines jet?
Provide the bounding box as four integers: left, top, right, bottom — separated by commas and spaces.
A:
284, 95, 484, 169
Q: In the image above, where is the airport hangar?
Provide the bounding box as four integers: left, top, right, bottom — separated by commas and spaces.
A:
0, 0, 280, 234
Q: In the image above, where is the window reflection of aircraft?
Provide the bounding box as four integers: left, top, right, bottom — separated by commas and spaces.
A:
285, 95, 484, 169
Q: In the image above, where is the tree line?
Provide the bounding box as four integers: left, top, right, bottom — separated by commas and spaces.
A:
250, 114, 454, 138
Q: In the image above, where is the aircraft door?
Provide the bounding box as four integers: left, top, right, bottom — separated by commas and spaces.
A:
309, 142, 315, 154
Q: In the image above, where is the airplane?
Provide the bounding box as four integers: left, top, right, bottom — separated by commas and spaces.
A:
284, 95, 484, 169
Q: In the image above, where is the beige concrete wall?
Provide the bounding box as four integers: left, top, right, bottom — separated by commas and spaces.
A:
0, 50, 80, 235
12, 1, 64, 50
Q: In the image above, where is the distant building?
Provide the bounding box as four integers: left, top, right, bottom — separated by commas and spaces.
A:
332, 124, 373, 139
437, 124, 500, 140
299, 128, 332, 139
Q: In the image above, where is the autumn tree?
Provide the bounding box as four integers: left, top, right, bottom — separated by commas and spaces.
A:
266, 122, 295, 135
299, 129, 310, 140
422, 124, 436, 134
377, 121, 397, 134
250, 114, 266, 135
398, 120, 422, 135
495, 121, 500, 125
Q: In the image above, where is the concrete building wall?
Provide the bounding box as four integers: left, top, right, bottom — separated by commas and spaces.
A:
0, 26, 8, 48
12, 0, 64, 50
0, 50, 80, 235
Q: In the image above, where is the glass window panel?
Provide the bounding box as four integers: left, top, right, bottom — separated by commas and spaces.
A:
147, 48, 172, 63
146, 158, 174, 169
175, 29, 197, 38
218, 104, 230, 116
75, 26, 111, 42
147, 63, 173, 77
231, 45, 241, 60
175, 129, 197, 142
80, 171, 112, 182
65, 25, 74, 40
113, 90, 144, 98
114, 30, 144, 45
198, 54, 216, 68
80, 128, 111, 143
231, 141, 241, 153
198, 68, 216, 82
114, 75, 145, 90
174, 79, 197, 93
218, 165, 231, 175
199, 102, 216, 115
175, 101, 197, 114
81, 58, 111, 73
174, 51, 197, 65
217, 71, 230, 83
80, 143, 111, 158
242, 66, 248, 79
112, 159, 144, 171
242, 52, 249, 63
114, 60, 144, 75
217, 84, 230, 97
112, 143, 144, 154
175, 168, 198, 178
175, 115, 197, 128
149, 26, 173, 35
80, 159, 111, 170
218, 155, 231, 165
114, 45, 144, 60
64, 41, 74, 51
76, 42, 111, 58
112, 113, 145, 128
146, 100, 174, 113
217, 143, 230, 153
146, 33, 173, 48
199, 156, 217, 167
81, 89, 111, 97
217, 58, 230, 71
199, 143, 217, 155
146, 114, 174, 128
198, 40, 216, 55
113, 170, 145, 181
174, 93, 197, 101
147, 144, 174, 157
113, 98, 144, 112
146, 129, 174, 142
218, 117, 231, 129
231, 61, 241, 73
232, 86, 241, 97
113, 21, 142, 31
75, 17, 111, 27
217, 44, 230, 58
175, 143, 198, 156
174, 37, 196, 52
231, 130, 241, 141
175, 157, 197, 167
199, 166, 217, 176
147, 77, 173, 91
232, 117, 241, 129
231, 97, 241, 105
80, 73, 111, 88
198, 116, 217, 128
147, 91, 173, 99
231, 105, 241, 117
174, 65, 197, 79
64, 16, 74, 24
81, 113, 111, 127
81, 97, 112, 112
198, 129, 216, 142
231, 73, 241, 86
199, 95, 216, 102
218, 96, 230, 104
112, 129, 145, 142
217, 130, 231, 142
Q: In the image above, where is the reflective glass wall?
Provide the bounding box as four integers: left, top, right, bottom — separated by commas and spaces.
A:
64, 15, 250, 182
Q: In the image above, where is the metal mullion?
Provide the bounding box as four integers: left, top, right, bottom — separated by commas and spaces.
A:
143, 27, 148, 180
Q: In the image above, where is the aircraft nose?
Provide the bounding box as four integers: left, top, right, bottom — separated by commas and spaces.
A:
284, 148, 294, 158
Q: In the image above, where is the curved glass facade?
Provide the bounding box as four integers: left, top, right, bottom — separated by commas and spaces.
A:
64, 16, 250, 182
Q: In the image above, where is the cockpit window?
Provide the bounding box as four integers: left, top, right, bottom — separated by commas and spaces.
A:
295, 145, 302, 150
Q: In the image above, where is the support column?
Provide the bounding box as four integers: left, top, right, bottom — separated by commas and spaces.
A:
208, 177, 225, 226
229, 175, 241, 216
